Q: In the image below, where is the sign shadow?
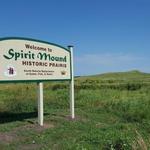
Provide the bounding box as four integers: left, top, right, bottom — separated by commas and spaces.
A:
0, 112, 48, 124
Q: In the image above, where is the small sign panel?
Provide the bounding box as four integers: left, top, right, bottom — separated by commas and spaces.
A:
0, 38, 71, 82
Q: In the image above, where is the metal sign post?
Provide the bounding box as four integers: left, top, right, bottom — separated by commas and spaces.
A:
68, 46, 75, 119
37, 82, 43, 126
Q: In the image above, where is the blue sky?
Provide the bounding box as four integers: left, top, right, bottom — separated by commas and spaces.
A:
0, 0, 150, 75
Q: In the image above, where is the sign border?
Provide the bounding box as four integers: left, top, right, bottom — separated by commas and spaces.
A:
0, 37, 72, 83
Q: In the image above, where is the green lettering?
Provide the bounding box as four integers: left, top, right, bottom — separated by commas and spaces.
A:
15, 52, 20, 60
51, 56, 55, 61
63, 56, 67, 62
37, 52, 50, 60
3, 49, 14, 60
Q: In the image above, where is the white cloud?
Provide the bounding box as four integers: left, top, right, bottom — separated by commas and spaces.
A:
74, 52, 149, 75
75, 53, 143, 66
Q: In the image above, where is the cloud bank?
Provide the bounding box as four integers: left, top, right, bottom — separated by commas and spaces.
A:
74, 52, 149, 75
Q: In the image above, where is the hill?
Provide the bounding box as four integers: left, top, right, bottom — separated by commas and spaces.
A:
74, 70, 150, 91
77, 70, 150, 81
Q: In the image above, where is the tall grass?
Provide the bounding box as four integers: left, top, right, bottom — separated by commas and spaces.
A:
0, 71, 150, 149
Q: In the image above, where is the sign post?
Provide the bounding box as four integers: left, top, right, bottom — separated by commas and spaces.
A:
68, 46, 75, 119
37, 82, 43, 126
0, 37, 74, 126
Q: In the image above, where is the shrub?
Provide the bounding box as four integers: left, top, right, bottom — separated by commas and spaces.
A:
104, 138, 131, 150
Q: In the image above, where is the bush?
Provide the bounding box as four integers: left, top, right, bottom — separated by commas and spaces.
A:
104, 138, 131, 150
6, 99, 37, 113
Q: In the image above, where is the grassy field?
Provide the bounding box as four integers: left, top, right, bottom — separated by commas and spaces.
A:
0, 70, 150, 150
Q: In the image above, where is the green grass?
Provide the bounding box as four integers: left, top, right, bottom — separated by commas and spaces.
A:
0, 71, 150, 150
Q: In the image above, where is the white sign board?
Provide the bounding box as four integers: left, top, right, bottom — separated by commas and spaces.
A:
0, 38, 71, 82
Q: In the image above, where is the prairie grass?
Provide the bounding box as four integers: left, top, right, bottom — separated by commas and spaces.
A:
0, 71, 150, 149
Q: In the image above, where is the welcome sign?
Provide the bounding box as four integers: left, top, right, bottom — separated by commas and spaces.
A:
0, 37, 71, 82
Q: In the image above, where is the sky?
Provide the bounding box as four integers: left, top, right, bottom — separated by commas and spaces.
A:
0, 0, 150, 75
